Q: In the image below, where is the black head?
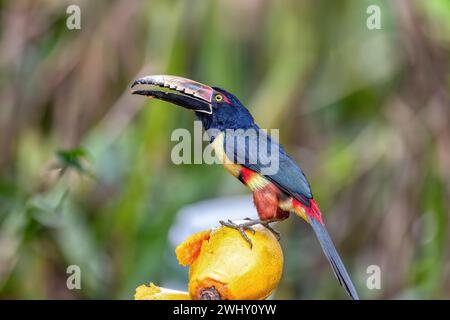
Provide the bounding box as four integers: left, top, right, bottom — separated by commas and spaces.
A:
131, 75, 254, 131
196, 86, 254, 131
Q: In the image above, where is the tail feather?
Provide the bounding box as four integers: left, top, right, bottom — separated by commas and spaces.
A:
309, 217, 359, 300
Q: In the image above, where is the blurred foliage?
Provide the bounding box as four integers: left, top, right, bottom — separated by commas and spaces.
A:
0, 0, 450, 299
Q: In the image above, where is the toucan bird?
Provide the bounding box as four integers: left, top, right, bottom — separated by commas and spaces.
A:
131, 75, 359, 300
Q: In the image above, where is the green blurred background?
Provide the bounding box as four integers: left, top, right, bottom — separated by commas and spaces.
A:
1, 0, 450, 299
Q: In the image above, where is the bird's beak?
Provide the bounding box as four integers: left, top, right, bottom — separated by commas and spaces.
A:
131, 75, 213, 114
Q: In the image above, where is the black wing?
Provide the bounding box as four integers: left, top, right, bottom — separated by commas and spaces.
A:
223, 127, 313, 205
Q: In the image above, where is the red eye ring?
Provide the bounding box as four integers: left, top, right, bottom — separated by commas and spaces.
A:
222, 95, 231, 105
214, 92, 231, 105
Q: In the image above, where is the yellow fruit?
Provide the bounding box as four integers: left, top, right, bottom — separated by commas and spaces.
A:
175, 230, 211, 266
134, 283, 190, 300
176, 224, 283, 300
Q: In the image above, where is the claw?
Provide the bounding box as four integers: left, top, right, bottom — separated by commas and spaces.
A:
219, 220, 255, 248
219, 218, 282, 248
241, 219, 281, 241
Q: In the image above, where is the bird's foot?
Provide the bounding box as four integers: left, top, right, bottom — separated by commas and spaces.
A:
219, 218, 281, 249
219, 219, 256, 248
244, 218, 281, 241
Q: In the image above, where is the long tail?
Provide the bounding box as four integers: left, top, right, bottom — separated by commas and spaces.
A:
308, 216, 359, 300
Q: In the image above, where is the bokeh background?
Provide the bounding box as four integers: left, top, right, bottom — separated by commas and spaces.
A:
1, 0, 450, 299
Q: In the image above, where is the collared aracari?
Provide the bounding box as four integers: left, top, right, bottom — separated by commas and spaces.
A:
131, 75, 359, 300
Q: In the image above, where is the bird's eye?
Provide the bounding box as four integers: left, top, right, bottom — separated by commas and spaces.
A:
215, 94, 223, 102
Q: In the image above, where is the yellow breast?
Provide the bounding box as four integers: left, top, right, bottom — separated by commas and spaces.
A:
210, 132, 241, 178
